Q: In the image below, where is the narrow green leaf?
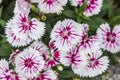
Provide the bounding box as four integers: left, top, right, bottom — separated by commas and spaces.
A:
78, 0, 87, 12
108, 8, 114, 20
111, 15, 120, 25
63, 10, 76, 18
46, 23, 52, 34
0, 46, 11, 56
76, 16, 81, 23
0, 19, 6, 28
30, 4, 39, 14
0, 7, 3, 18
59, 71, 75, 78
92, 17, 106, 25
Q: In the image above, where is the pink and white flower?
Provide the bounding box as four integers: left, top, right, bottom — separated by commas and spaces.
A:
97, 23, 120, 54
45, 58, 59, 69
70, 0, 103, 16
0, 59, 26, 80
79, 50, 109, 77
30, 41, 60, 70
50, 19, 82, 51
32, 70, 57, 80
30, 41, 49, 60
78, 24, 100, 54
49, 40, 56, 51
60, 47, 87, 74
14, 0, 30, 15
40, 70, 57, 80
0, 70, 27, 80
70, 0, 84, 7
53, 50, 60, 61
15, 48, 45, 78
9, 49, 21, 65
5, 19, 32, 47
84, 0, 103, 16
38, 0, 68, 14
11, 13, 45, 40
0, 59, 9, 74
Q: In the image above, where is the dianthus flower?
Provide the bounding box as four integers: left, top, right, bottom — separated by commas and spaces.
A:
97, 23, 120, 53
50, 19, 82, 51
15, 48, 45, 78
38, 0, 68, 14
79, 50, 109, 77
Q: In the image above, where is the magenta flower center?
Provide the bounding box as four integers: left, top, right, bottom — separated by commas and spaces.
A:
24, 58, 34, 68
68, 53, 81, 64
89, 0, 95, 4
106, 32, 116, 43
60, 27, 71, 39
46, 0, 54, 5
88, 58, 99, 68
19, 14, 36, 33
78, 0, 84, 5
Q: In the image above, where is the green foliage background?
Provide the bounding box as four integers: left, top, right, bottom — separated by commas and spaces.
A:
0, 0, 120, 80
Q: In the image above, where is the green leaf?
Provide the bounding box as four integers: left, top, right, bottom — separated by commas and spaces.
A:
30, 4, 39, 14
59, 71, 75, 78
0, 46, 11, 56
82, 18, 98, 29
98, 3, 110, 17
63, 10, 76, 18
76, 16, 81, 23
91, 17, 106, 25
111, 15, 120, 25
2, 1, 15, 20
0, 19, 6, 28
78, 0, 87, 12
46, 23, 52, 34
0, 7, 3, 18
108, 8, 114, 20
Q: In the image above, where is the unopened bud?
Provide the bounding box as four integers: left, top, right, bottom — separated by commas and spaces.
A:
41, 15, 46, 21
57, 65, 63, 71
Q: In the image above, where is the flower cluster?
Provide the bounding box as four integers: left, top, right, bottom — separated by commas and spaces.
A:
1, 0, 120, 80
70, 0, 103, 16
31, 0, 103, 16
5, 0, 45, 47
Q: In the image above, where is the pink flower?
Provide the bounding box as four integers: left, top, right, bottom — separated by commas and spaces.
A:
49, 40, 56, 51
60, 47, 87, 74
45, 58, 59, 69
5, 19, 31, 47
40, 70, 57, 80
70, 0, 103, 16
0, 59, 9, 74
50, 19, 82, 51
0, 70, 27, 80
5, 13, 45, 47
15, 48, 45, 78
14, 0, 30, 15
30, 41, 49, 60
70, 0, 84, 7
97, 23, 120, 53
31, 70, 58, 80
53, 50, 60, 61
0, 59, 26, 80
84, 0, 103, 16
79, 50, 109, 77
78, 24, 100, 54
9, 49, 21, 65
11, 13, 45, 40
38, 0, 68, 14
